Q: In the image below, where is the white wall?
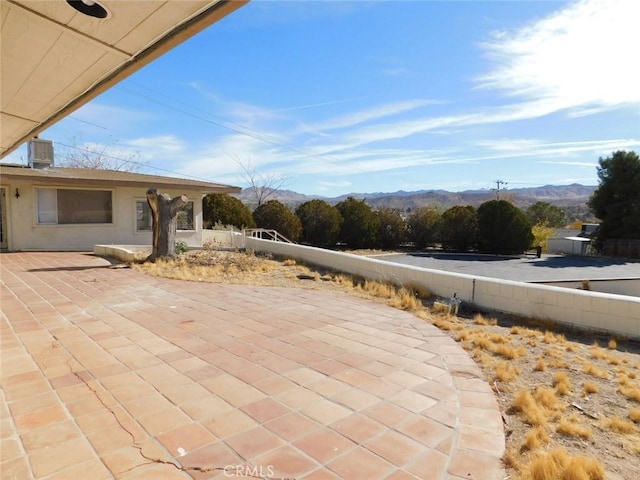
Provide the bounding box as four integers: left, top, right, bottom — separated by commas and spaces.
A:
245, 238, 640, 339
2, 179, 204, 251
202, 229, 243, 247
548, 237, 588, 255
536, 279, 640, 298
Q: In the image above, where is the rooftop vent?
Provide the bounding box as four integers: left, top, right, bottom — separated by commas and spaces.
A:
28, 139, 54, 169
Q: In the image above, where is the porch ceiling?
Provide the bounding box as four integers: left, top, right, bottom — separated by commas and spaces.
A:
0, 0, 248, 158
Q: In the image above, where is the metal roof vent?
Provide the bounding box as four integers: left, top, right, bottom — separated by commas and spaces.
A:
28, 139, 54, 169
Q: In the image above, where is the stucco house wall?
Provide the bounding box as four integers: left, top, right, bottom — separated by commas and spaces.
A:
0, 164, 240, 252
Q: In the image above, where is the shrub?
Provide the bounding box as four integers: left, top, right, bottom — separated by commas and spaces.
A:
376, 208, 407, 249
476, 200, 533, 254
440, 205, 478, 251
252, 200, 302, 242
335, 197, 379, 248
295, 199, 343, 247
406, 207, 441, 249
175, 241, 188, 255
203, 193, 255, 229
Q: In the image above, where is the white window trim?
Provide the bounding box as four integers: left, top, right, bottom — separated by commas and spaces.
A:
134, 198, 195, 233
35, 187, 114, 226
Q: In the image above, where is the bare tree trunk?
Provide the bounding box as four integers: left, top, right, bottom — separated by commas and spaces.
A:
146, 189, 187, 262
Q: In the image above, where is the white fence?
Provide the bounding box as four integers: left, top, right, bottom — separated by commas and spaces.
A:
245, 238, 640, 339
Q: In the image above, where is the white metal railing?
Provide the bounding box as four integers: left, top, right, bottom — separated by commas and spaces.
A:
243, 228, 293, 244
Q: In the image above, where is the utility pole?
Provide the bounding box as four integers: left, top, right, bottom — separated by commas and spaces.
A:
492, 180, 507, 199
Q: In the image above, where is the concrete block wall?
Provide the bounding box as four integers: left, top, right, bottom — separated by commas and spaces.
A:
245, 238, 640, 339
536, 279, 640, 297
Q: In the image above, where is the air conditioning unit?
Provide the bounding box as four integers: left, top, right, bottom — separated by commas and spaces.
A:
28, 138, 54, 169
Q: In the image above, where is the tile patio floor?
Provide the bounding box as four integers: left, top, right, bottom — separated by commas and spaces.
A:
0, 252, 505, 480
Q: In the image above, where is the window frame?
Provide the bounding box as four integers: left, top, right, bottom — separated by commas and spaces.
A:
134, 199, 195, 233
36, 187, 114, 226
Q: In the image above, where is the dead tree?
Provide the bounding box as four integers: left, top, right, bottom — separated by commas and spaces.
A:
146, 189, 187, 261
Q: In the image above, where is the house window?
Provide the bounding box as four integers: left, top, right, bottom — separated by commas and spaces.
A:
136, 201, 152, 232
37, 189, 112, 224
177, 201, 194, 230
135, 200, 194, 232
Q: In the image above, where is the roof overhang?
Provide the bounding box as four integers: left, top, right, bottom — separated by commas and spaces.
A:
1, 0, 249, 158
0, 164, 241, 195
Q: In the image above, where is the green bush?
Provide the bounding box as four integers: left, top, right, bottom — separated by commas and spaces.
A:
376, 208, 406, 249
203, 194, 255, 229
477, 200, 533, 254
295, 199, 343, 247
335, 197, 379, 248
406, 207, 441, 249
253, 200, 302, 242
440, 205, 478, 251
175, 241, 188, 255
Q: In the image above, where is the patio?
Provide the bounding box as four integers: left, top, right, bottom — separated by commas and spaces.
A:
0, 252, 504, 479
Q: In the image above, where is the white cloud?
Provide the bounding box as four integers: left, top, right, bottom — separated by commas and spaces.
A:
127, 135, 185, 154
302, 99, 440, 134
317, 180, 352, 189
475, 138, 640, 155
476, 0, 640, 109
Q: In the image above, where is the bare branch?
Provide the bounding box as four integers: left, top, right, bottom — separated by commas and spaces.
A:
58, 136, 142, 172
233, 155, 292, 207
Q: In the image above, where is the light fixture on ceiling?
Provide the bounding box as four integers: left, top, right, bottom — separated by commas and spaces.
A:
66, 0, 110, 19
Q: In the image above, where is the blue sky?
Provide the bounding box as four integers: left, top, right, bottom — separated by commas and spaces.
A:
5, 0, 640, 197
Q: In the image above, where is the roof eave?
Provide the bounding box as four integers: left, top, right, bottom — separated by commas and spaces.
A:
0, 171, 241, 194
1, 0, 250, 159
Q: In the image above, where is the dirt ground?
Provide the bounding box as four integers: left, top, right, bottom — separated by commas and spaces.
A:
133, 249, 640, 480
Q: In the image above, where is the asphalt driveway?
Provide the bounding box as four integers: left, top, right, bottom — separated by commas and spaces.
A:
372, 252, 640, 283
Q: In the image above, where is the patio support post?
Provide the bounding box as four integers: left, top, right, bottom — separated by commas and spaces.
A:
146, 188, 187, 261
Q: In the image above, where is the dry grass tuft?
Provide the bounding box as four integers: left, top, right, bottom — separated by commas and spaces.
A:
456, 330, 470, 342
472, 334, 494, 351
556, 414, 592, 439
513, 390, 547, 426
582, 362, 610, 379
474, 314, 497, 326
553, 372, 572, 396
494, 343, 526, 360
388, 287, 421, 311
489, 333, 510, 344
521, 425, 550, 452
282, 258, 297, 266
629, 408, 640, 424
534, 358, 546, 372
521, 448, 605, 480
582, 381, 599, 396
590, 346, 607, 360
403, 282, 431, 299
603, 416, 636, 434
604, 352, 622, 366
362, 280, 396, 298
608, 338, 617, 350
430, 315, 457, 331
534, 386, 560, 411
618, 386, 640, 403
494, 361, 521, 383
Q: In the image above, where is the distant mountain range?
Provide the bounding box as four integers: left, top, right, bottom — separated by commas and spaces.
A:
236, 184, 597, 216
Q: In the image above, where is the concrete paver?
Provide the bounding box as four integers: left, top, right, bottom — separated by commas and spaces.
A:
0, 252, 505, 479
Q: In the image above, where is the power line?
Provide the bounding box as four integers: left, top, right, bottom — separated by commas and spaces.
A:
54, 141, 211, 181
116, 83, 345, 164
492, 179, 507, 199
